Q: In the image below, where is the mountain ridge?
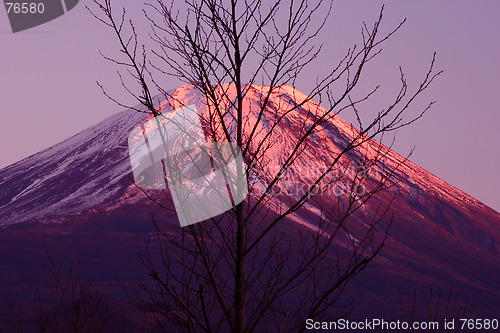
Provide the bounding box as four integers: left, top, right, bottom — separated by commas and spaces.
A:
1, 83, 497, 224
0, 83, 498, 319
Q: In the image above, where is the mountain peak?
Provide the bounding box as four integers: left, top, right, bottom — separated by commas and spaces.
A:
0, 83, 499, 317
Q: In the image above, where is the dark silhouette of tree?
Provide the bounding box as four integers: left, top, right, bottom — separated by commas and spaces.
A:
389, 288, 468, 333
7, 255, 116, 332
89, 0, 441, 331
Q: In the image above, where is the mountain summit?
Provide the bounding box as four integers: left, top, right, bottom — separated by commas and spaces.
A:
0, 83, 499, 318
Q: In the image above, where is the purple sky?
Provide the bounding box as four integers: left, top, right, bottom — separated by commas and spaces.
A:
1, 0, 499, 212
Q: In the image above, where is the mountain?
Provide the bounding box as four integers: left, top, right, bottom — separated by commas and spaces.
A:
0, 83, 499, 325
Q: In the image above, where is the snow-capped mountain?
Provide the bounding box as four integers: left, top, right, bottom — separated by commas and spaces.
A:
0, 83, 499, 318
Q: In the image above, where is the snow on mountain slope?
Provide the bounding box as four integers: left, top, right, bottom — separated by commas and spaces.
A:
0, 83, 498, 243
0, 83, 499, 317
0, 107, 139, 225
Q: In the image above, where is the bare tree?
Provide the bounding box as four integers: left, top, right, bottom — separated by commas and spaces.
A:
389, 288, 468, 333
36, 256, 112, 333
89, 0, 441, 331
6, 255, 115, 333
